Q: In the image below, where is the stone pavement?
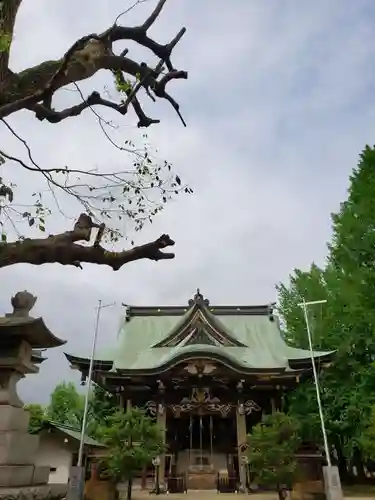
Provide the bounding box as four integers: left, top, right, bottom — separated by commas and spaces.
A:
132, 494, 275, 500
130, 490, 370, 500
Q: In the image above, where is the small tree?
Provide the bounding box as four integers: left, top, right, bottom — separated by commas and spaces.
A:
101, 407, 165, 500
46, 381, 84, 427
86, 384, 120, 441
24, 403, 47, 434
41, 381, 120, 439
247, 412, 301, 500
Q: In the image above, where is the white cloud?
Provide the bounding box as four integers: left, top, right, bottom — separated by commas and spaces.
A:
1, 0, 375, 402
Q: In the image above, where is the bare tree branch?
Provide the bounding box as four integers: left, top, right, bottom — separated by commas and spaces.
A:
0, 117, 191, 237
0, 0, 192, 271
0, 213, 175, 269
141, 0, 167, 30
0, 0, 188, 125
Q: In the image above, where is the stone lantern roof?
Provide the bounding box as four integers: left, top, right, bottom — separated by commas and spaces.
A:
0, 290, 65, 348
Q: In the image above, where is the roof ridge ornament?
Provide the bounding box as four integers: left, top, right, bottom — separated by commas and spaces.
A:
188, 288, 210, 307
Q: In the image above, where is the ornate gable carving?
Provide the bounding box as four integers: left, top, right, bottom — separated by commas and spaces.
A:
184, 360, 217, 376
166, 316, 234, 348
184, 327, 217, 346
152, 289, 247, 348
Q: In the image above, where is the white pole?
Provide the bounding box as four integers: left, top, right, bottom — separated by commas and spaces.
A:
298, 298, 331, 467
77, 299, 102, 467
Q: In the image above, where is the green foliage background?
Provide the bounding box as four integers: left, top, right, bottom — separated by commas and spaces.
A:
277, 146, 375, 472
24, 381, 119, 440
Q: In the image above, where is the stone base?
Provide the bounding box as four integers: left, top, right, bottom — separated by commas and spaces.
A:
33, 466, 50, 486
0, 431, 39, 465
0, 406, 29, 433
0, 465, 49, 487
323, 465, 343, 500
0, 484, 67, 500
291, 480, 325, 500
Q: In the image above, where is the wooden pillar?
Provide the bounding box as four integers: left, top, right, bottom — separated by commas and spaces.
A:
236, 380, 247, 491
126, 399, 132, 412
119, 392, 125, 411
275, 386, 282, 411
156, 402, 167, 487
236, 404, 247, 490
271, 396, 276, 413
156, 380, 167, 489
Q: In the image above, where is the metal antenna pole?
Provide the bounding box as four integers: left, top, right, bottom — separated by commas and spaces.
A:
298, 298, 331, 467
77, 299, 102, 467
77, 300, 116, 467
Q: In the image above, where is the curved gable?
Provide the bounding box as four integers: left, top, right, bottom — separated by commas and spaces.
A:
153, 303, 247, 348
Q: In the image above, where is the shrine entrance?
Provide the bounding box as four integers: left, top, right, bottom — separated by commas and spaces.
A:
189, 414, 233, 453
166, 410, 238, 490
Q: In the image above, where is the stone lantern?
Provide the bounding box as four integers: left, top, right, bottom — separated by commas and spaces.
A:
0, 291, 66, 491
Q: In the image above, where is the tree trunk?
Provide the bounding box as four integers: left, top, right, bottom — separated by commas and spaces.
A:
127, 477, 133, 500
141, 466, 147, 489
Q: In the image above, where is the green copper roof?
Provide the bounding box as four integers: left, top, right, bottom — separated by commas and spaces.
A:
46, 422, 104, 447
112, 310, 330, 372
66, 290, 333, 374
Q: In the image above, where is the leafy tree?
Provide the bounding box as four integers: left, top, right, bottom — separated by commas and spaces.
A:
0, 0, 191, 270
46, 381, 84, 427
101, 407, 165, 500
24, 380, 119, 440
278, 146, 375, 479
247, 412, 301, 500
358, 406, 375, 462
277, 263, 331, 349
327, 145, 375, 475
279, 265, 375, 477
25, 403, 47, 434
86, 384, 119, 440
44, 380, 120, 440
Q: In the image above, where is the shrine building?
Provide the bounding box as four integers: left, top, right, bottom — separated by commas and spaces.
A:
65, 290, 333, 491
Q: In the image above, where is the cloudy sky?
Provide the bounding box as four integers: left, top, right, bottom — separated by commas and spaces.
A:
1, 0, 375, 403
